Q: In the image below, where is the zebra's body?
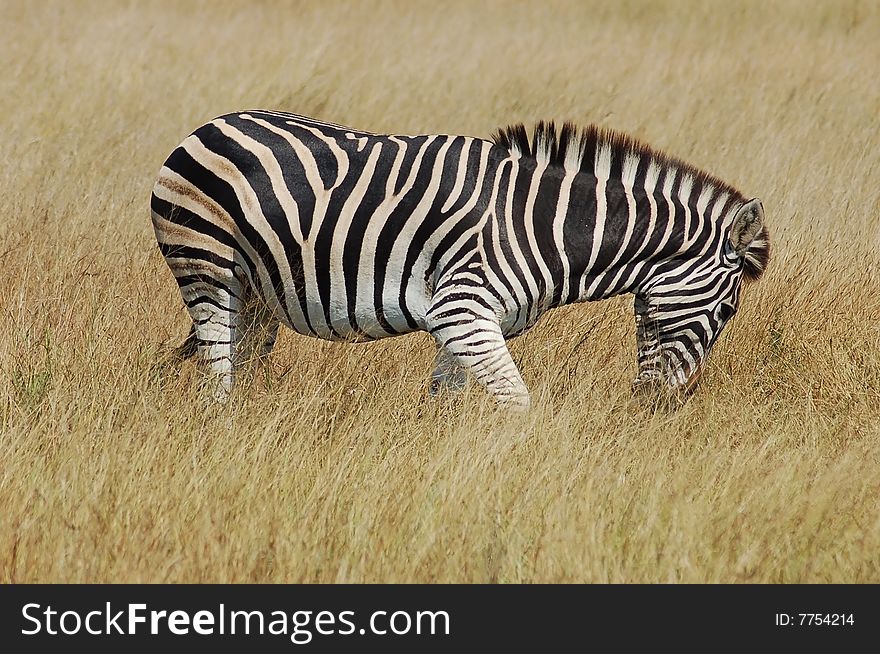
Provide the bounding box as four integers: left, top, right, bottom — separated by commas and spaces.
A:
151, 111, 770, 408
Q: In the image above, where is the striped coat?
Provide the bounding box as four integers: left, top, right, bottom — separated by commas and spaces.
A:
152, 112, 770, 407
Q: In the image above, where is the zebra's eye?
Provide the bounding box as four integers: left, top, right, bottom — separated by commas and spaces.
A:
722, 239, 738, 261
716, 303, 736, 323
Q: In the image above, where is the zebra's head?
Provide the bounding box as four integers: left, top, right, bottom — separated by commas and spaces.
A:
632, 198, 770, 403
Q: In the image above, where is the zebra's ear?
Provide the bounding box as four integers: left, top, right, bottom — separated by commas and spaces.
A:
729, 198, 764, 255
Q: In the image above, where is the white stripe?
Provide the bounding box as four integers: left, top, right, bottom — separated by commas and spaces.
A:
678, 173, 694, 249
582, 144, 612, 296
701, 191, 730, 256
553, 172, 574, 302
657, 167, 678, 253
253, 110, 357, 133
563, 134, 585, 172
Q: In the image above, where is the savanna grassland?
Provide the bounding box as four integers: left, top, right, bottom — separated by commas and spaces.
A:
1, 0, 879, 583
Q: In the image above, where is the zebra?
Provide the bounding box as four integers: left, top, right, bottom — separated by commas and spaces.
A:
151, 111, 770, 409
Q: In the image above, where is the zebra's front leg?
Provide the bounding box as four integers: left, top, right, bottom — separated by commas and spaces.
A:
425, 308, 530, 411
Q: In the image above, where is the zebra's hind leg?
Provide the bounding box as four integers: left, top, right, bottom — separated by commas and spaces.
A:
425, 306, 530, 411
179, 275, 248, 403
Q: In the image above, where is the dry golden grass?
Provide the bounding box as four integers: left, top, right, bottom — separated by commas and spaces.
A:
1, 0, 879, 583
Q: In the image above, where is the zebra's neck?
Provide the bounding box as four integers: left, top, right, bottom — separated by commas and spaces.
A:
487, 121, 747, 314
498, 156, 737, 310
565, 165, 683, 304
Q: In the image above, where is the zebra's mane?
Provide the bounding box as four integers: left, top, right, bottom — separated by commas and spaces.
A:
490, 121, 769, 281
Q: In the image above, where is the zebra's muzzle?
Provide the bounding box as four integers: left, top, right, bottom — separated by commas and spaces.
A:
631, 353, 702, 408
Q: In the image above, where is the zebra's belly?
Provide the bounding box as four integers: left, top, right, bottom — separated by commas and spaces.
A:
276, 287, 430, 342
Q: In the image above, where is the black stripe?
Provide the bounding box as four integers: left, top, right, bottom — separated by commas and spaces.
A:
563, 172, 598, 297
633, 153, 650, 196
530, 168, 566, 306
427, 318, 475, 333
176, 274, 235, 293
428, 291, 497, 317
185, 295, 235, 312
592, 178, 629, 273
158, 243, 236, 271
393, 135, 431, 195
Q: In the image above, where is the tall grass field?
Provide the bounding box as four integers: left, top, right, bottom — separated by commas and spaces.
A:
1, 0, 879, 582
